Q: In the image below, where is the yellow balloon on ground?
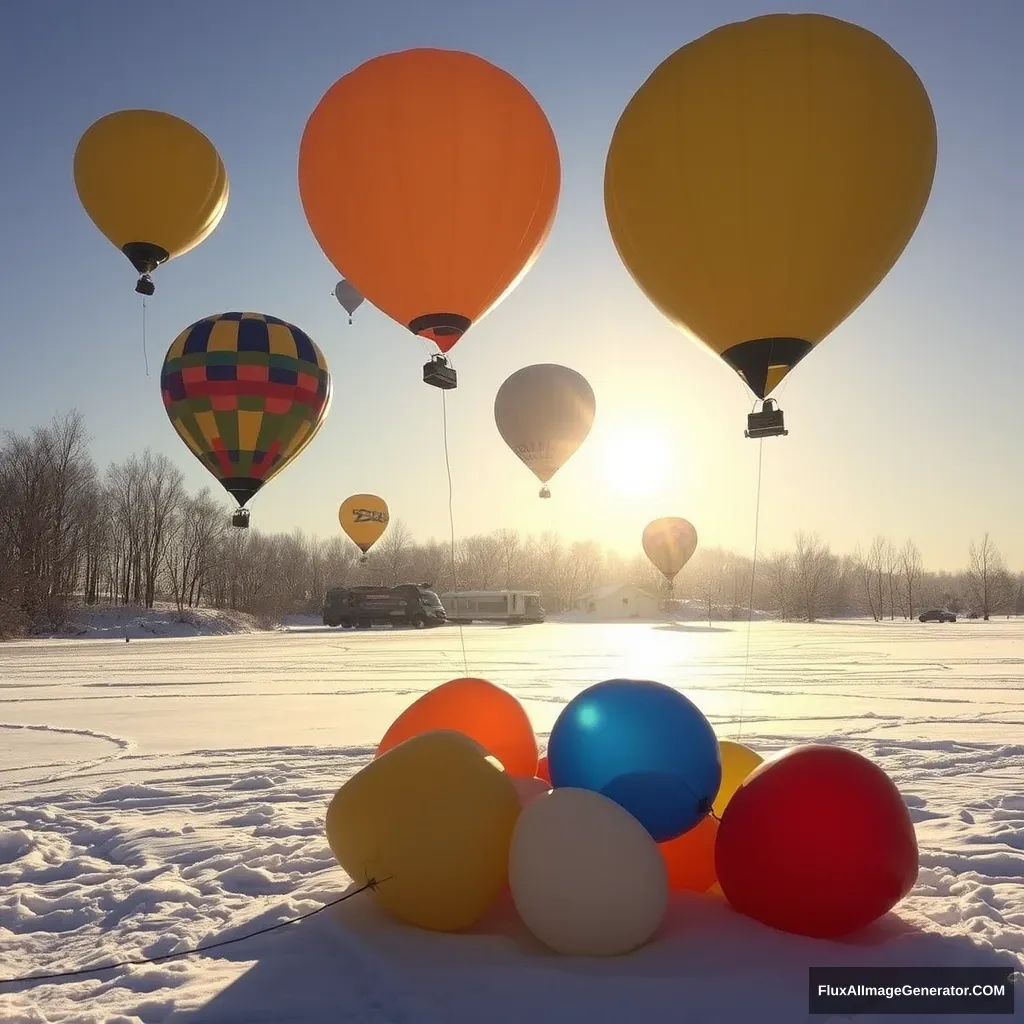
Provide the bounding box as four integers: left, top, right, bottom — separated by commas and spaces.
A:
73, 110, 229, 292
339, 493, 389, 553
713, 740, 764, 818
605, 13, 937, 399
509, 788, 668, 956
325, 730, 520, 932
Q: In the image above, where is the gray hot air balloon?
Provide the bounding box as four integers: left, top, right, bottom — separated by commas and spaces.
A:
333, 279, 365, 324
494, 364, 596, 498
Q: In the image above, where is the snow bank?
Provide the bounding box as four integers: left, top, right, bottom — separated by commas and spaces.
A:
35, 602, 265, 641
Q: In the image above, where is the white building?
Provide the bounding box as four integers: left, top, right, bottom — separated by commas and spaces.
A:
573, 583, 662, 620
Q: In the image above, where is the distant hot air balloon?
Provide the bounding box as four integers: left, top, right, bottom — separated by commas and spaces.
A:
339, 494, 389, 562
605, 13, 937, 437
160, 313, 332, 528
74, 110, 229, 296
298, 48, 560, 389
494, 365, 595, 499
334, 280, 364, 324
642, 519, 698, 594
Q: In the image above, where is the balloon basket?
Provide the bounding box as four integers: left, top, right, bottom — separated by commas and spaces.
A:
744, 399, 788, 439
135, 274, 155, 297
231, 508, 250, 529
539, 485, 551, 499
423, 354, 457, 390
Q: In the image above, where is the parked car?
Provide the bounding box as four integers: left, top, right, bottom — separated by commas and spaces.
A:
322, 584, 446, 628
919, 609, 956, 623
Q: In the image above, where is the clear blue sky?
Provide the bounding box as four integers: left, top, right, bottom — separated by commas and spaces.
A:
0, 0, 1020, 570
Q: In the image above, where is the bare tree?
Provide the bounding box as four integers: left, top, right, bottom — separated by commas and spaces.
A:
966, 533, 1013, 620
899, 540, 922, 620
376, 518, 412, 585
792, 531, 841, 623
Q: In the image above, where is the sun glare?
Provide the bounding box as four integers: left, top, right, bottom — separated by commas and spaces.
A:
599, 425, 671, 496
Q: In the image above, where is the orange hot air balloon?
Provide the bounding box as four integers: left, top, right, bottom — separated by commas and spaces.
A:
376, 677, 539, 778
658, 815, 719, 893
298, 49, 560, 357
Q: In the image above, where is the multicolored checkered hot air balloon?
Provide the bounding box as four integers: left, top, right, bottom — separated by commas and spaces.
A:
160, 312, 332, 527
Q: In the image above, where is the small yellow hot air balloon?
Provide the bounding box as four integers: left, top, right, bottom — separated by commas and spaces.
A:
340, 494, 389, 562
605, 13, 937, 437
494, 364, 595, 498
74, 109, 229, 295
643, 518, 698, 608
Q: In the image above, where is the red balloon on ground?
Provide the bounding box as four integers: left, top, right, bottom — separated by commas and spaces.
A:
537, 753, 550, 783
659, 814, 718, 892
715, 744, 918, 938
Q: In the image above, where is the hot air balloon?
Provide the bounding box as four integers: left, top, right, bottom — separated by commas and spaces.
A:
642, 518, 698, 607
160, 313, 332, 528
298, 48, 560, 390
334, 280, 364, 324
605, 13, 937, 438
74, 110, 229, 296
339, 494, 389, 562
494, 365, 595, 499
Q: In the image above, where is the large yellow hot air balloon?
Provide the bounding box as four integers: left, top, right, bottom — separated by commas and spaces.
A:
160, 313, 332, 528
74, 110, 229, 295
605, 14, 937, 432
339, 494, 389, 561
642, 518, 698, 584
494, 365, 596, 498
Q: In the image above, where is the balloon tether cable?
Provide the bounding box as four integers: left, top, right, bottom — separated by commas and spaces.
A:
141, 296, 150, 377
0, 875, 391, 987
441, 388, 469, 675
737, 436, 764, 740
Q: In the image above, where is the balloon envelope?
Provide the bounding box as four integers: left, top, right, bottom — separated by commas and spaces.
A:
605, 13, 937, 399
509, 788, 667, 956
326, 730, 520, 931
160, 313, 332, 508
536, 753, 550, 783
547, 679, 721, 842
494, 364, 596, 487
714, 740, 764, 818
511, 776, 550, 808
377, 677, 539, 778
642, 518, 698, 582
334, 279, 364, 317
339, 494, 389, 553
74, 109, 228, 282
299, 48, 560, 352
658, 813, 718, 893
715, 744, 918, 938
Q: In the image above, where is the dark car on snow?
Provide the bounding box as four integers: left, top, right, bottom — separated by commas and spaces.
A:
919, 609, 956, 623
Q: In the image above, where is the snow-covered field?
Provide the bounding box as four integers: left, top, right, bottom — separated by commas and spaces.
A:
0, 618, 1021, 1022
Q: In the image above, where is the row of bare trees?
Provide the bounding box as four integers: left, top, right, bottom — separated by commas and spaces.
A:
1, 412, 1021, 637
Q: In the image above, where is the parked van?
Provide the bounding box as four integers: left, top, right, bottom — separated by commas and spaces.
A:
322, 583, 446, 629
439, 590, 545, 624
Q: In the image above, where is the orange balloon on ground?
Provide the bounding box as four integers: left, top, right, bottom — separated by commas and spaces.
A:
537, 753, 550, 783
298, 48, 560, 352
377, 678, 539, 778
658, 814, 719, 892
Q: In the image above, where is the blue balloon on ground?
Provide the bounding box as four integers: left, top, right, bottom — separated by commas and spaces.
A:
547, 679, 721, 842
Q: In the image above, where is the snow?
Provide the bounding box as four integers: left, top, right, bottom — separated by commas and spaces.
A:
33, 603, 264, 642
0, 618, 1021, 1022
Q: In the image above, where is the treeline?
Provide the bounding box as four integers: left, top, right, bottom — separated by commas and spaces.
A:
0, 412, 1021, 638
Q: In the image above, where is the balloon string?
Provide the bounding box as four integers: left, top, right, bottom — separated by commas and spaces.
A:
738, 437, 764, 741
142, 296, 150, 377
441, 389, 469, 675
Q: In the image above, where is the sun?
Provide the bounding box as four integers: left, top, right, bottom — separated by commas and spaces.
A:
599, 425, 671, 496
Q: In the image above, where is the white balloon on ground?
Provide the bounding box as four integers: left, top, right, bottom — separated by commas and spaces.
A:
509, 787, 668, 956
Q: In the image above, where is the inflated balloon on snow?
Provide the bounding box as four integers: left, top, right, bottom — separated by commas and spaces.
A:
326, 730, 520, 932
658, 813, 718, 893
376, 677, 539, 778
715, 744, 918, 938
714, 740, 764, 818
547, 679, 721, 841
509, 788, 667, 956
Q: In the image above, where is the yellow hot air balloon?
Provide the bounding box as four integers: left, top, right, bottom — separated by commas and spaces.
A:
74, 109, 229, 295
494, 364, 596, 498
605, 14, 937, 436
642, 518, 698, 586
340, 494, 389, 561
